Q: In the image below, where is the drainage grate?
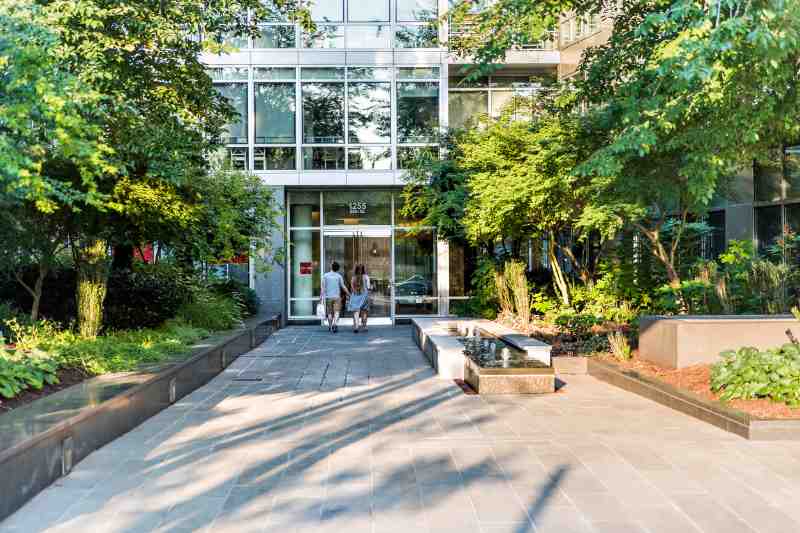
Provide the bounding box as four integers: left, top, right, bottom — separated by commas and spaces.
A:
231, 377, 264, 382
169, 378, 177, 403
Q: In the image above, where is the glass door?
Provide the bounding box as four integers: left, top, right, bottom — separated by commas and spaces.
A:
323, 229, 393, 319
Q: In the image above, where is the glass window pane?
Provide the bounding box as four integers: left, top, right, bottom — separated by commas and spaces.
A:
397, 66, 439, 79
449, 75, 488, 88
289, 230, 321, 304
394, 229, 437, 315
254, 147, 296, 170
786, 204, 800, 264
254, 25, 296, 48
208, 67, 249, 81
397, 0, 438, 21
215, 83, 248, 144
398, 82, 439, 143
754, 151, 784, 202
301, 67, 345, 80
255, 83, 296, 144
347, 67, 392, 80
289, 191, 321, 227
346, 25, 391, 48
756, 205, 783, 256
302, 83, 345, 144
323, 191, 391, 225
348, 147, 392, 170
303, 147, 345, 170
254, 67, 296, 80
310, 0, 343, 21
226, 147, 249, 170
704, 210, 726, 260
260, 26, 296, 48
785, 146, 800, 201
449, 91, 488, 129
397, 146, 439, 169
348, 82, 391, 144
395, 25, 438, 48
348, 0, 389, 21
302, 25, 345, 48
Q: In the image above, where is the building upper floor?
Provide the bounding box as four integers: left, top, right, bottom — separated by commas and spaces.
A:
200, 0, 559, 69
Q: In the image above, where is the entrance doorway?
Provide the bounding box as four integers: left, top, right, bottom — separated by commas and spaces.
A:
323, 229, 392, 320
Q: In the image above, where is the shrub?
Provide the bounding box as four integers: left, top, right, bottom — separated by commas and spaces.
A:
554, 312, 601, 339
210, 278, 260, 317
711, 344, 800, 407
104, 265, 189, 330
607, 331, 632, 361
579, 334, 611, 355
0, 350, 60, 399
7, 319, 208, 377
177, 290, 243, 331
470, 257, 498, 319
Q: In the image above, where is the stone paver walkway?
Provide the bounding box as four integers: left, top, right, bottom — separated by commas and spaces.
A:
4, 326, 800, 533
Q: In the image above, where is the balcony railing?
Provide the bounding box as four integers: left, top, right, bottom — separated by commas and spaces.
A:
448, 22, 558, 51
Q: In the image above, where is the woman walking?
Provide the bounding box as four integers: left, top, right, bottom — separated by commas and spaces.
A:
348, 264, 369, 333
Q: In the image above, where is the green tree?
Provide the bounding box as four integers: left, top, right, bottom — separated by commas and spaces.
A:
0, 3, 112, 210
574, 0, 800, 290
459, 109, 614, 306
1, 0, 304, 336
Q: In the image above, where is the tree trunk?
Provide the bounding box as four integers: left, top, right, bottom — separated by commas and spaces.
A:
548, 233, 571, 307
637, 224, 687, 313
15, 266, 47, 322
112, 243, 134, 271
74, 238, 109, 338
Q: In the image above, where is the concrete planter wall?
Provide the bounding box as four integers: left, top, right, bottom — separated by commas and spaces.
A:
0, 316, 279, 522
639, 315, 798, 369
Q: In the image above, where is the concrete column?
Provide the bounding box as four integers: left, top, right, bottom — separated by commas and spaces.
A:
254, 185, 287, 323
437, 238, 449, 316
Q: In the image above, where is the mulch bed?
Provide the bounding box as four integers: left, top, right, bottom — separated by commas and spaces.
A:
599, 352, 800, 420
0, 367, 92, 415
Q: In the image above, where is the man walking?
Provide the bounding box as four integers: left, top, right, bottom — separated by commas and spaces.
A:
321, 261, 349, 333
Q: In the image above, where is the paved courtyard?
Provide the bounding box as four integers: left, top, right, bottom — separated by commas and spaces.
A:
4, 325, 800, 533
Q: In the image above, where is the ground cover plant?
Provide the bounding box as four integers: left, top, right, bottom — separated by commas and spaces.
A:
0, 318, 208, 407
711, 345, 800, 407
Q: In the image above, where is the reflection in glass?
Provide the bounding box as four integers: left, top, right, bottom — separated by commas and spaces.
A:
215, 83, 248, 144
394, 229, 437, 315
348, 82, 391, 144
302, 83, 345, 144
323, 191, 392, 225
756, 205, 782, 256
449, 91, 488, 129
348, 0, 389, 21
289, 191, 321, 227
785, 146, 800, 200
348, 67, 392, 80
303, 147, 345, 170
303, 25, 345, 48
397, 146, 439, 169
254, 25, 296, 48
254, 67, 296, 80
398, 82, 439, 143
290, 230, 321, 311
786, 204, 800, 263
310, 0, 343, 21
254, 147, 296, 170
346, 25, 392, 48
226, 147, 248, 170
255, 83, 295, 144
397, 0, 438, 21
301, 67, 345, 80
449, 241, 478, 297
754, 150, 784, 202
323, 234, 392, 317
397, 66, 440, 79
395, 25, 438, 48
348, 147, 392, 170
208, 67, 249, 81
